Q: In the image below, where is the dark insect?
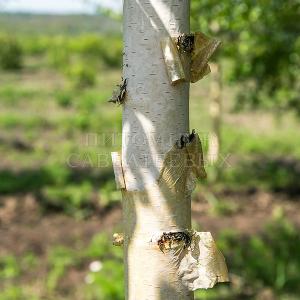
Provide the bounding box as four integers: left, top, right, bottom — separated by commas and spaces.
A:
188, 129, 196, 142
177, 34, 195, 53
157, 231, 192, 253
176, 129, 196, 149
109, 78, 128, 105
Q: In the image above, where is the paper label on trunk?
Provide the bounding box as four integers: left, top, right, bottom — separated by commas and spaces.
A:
161, 37, 186, 85
178, 232, 229, 290
111, 152, 126, 189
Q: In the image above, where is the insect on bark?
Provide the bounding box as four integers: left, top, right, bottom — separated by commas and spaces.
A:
177, 34, 195, 54
109, 78, 128, 105
157, 231, 192, 253
176, 129, 196, 149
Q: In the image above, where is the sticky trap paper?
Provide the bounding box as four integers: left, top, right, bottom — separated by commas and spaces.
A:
161, 37, 186, 85
111, 152, 126, 189
178, 232, 229, 290
191, 32, 221, 83
158, 132, 206, 194
185, 133, 207, 179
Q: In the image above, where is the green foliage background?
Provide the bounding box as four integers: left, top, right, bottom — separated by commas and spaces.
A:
0, 3, 300, 299
191, 0, 300, 113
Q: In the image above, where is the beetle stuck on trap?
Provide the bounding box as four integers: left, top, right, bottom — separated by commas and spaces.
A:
161, 31, 221, 85
157, 231, 192, 253
109, 78, 128, 105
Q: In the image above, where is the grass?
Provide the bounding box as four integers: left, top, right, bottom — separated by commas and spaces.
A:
0, 85, 42, 105
1, 28, 300, 299
2, 215, 300, 300
0, 232, 124, 300
194, 212, 300, 300
0, 57, 122, 217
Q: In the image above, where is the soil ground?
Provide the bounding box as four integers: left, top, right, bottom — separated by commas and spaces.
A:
2, 189, 299, 257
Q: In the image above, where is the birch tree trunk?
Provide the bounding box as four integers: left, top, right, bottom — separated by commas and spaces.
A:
122, 0, 192, 299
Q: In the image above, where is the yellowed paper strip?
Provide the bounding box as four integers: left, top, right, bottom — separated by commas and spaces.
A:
161, 37, 186, 85
111, 152, 126, 189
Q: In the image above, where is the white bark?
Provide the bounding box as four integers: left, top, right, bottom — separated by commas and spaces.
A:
122, 0, 192, 299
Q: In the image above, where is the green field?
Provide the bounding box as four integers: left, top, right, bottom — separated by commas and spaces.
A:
0, 13, 121, 35
1, 12, 300, 300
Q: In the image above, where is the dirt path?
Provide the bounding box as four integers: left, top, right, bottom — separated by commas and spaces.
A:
1, 190, 300, 258
0, 194, 121, 257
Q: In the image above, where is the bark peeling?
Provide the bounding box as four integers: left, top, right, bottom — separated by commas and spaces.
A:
160, 32, 221, 84
158, 132, 206, 194
112, 131, 206, 193
111, 152, 126, 189
112, 130, 229, 296
153, 231, 229, 290
179, 231, 229, 290
191, 32, 221, 83
161, 37, 186, 84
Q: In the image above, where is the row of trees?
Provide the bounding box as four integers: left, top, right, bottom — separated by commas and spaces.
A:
191, 0, 300, 113
190, 0, 300, 164
0, 33, 122, 88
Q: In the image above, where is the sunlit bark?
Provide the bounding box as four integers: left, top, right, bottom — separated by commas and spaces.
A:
122, 1, 193, 299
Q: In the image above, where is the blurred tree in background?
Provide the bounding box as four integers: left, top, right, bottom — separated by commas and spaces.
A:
0, 34, 23, 70
191, 0, 300, 114
1, 2, 300, 299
